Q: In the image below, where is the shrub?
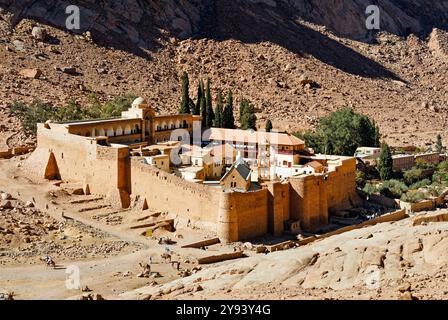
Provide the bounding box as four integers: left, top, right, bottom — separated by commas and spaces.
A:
356, 171, 367, 188
401, 190, 427, 203
409, 179, 431, 190
362, 182, 378, 195
433, 161, 448, 185
10, 93, 136, 134
379, 179, 408, 199
403, 168, 425, 186
293, 107, 380, 156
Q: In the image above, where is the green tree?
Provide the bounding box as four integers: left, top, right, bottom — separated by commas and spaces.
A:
436, 134, 444, 153
11, 94, 136, 134
433, 161, 448, 185
240, 98, 257, 130
265, 119, 273, 132
205, 79, 214, 128
356, 171, 367, 188
179, 71, 190, 114
377, 143, 393, 181
295, 107, 380, 156
373, 121, 381, 147
403, 168, 425, 186
222, 90, 235, 129
379, 179, 408, 199
199, 80, 207, 129
214, 91, 224, 128
194, 81, 203, 116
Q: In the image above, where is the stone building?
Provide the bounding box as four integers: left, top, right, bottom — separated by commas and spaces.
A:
220, 157, 252, 192
25, 97, 360, 243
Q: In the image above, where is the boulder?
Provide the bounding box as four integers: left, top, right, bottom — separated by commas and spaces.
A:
72, 188, 85, 195
19, 69, 42, 79
24, 201, 34, 208
61, 67, 77, 75
31, 26, 47, 41
0, 193, 12, 200
0, 201, 12, 209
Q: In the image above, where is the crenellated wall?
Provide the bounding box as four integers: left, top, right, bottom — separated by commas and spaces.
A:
25, 124, 130, 203
26, 125, 359, 242
130, 157, 222, 229
288, 157, 359, 232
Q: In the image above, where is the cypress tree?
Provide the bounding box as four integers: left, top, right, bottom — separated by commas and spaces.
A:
436, 134, 444, 153
266, 119, 273, 132
223, 90, 235, 129
200, 80, 207, 129
240, 98, 256, 130
374, 124, 381, 148
239, 98, 247, 120
179, 72, 190, 114
214, 91, 224, 128
194, 81, 202, 115
377, 143, 393, 181
205, 79, 214, 128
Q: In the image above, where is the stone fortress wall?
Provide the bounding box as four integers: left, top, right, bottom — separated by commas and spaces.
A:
25, 123, 358, 243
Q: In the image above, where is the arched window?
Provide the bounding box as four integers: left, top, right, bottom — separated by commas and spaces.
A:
107, 127, 115, 137
124, 125, 131, 135
97, 128, 105, 136
115, 127, 123, 136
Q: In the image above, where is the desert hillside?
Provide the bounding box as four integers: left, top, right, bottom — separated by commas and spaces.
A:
1, 0, 448, 149
122, 213, 448, 300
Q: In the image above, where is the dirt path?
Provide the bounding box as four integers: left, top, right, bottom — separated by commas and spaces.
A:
0, 159, 186, 299
0, 248, 180, 299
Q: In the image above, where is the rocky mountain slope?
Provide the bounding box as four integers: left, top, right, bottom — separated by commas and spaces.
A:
1, 1, 448, 149
122, 213, 448, 300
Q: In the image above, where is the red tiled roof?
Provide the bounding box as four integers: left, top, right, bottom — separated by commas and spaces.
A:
208, 128, 305, 147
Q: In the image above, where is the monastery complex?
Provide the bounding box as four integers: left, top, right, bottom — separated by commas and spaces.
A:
25, 98, 360, 242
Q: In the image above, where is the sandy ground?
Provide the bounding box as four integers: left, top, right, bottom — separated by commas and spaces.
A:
2, 155, 448, 300
0, 156, 242, 299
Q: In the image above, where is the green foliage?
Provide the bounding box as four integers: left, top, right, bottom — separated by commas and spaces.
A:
194, 81, 202, 116
11, 93, 136, 134
11, 100, 60, 133
213, 91, 224, 128
265, 119, 273, 133
205, 79, 214, 128
95, 93, 136, 118
362, 182, 378, 195
378, 179, 408, 199
415, 159, 434, 170
296, 107, 380, 156
427, 184, 445, 197
408, 179, 431, 190
199, 80, 207, 129
222, 90, 235, 129
356, 171, 367, 188
373, 122, 381, 148
436, 134, 444, 153
179, 71, 190, 114
433, 161, 448, 185
403, 167, 425, 185
378, 143, 393, 181
400, 190, 427, 203
239, 98, 257, 130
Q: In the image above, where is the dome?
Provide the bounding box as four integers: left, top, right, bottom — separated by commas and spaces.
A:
132, 97, 148, 109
